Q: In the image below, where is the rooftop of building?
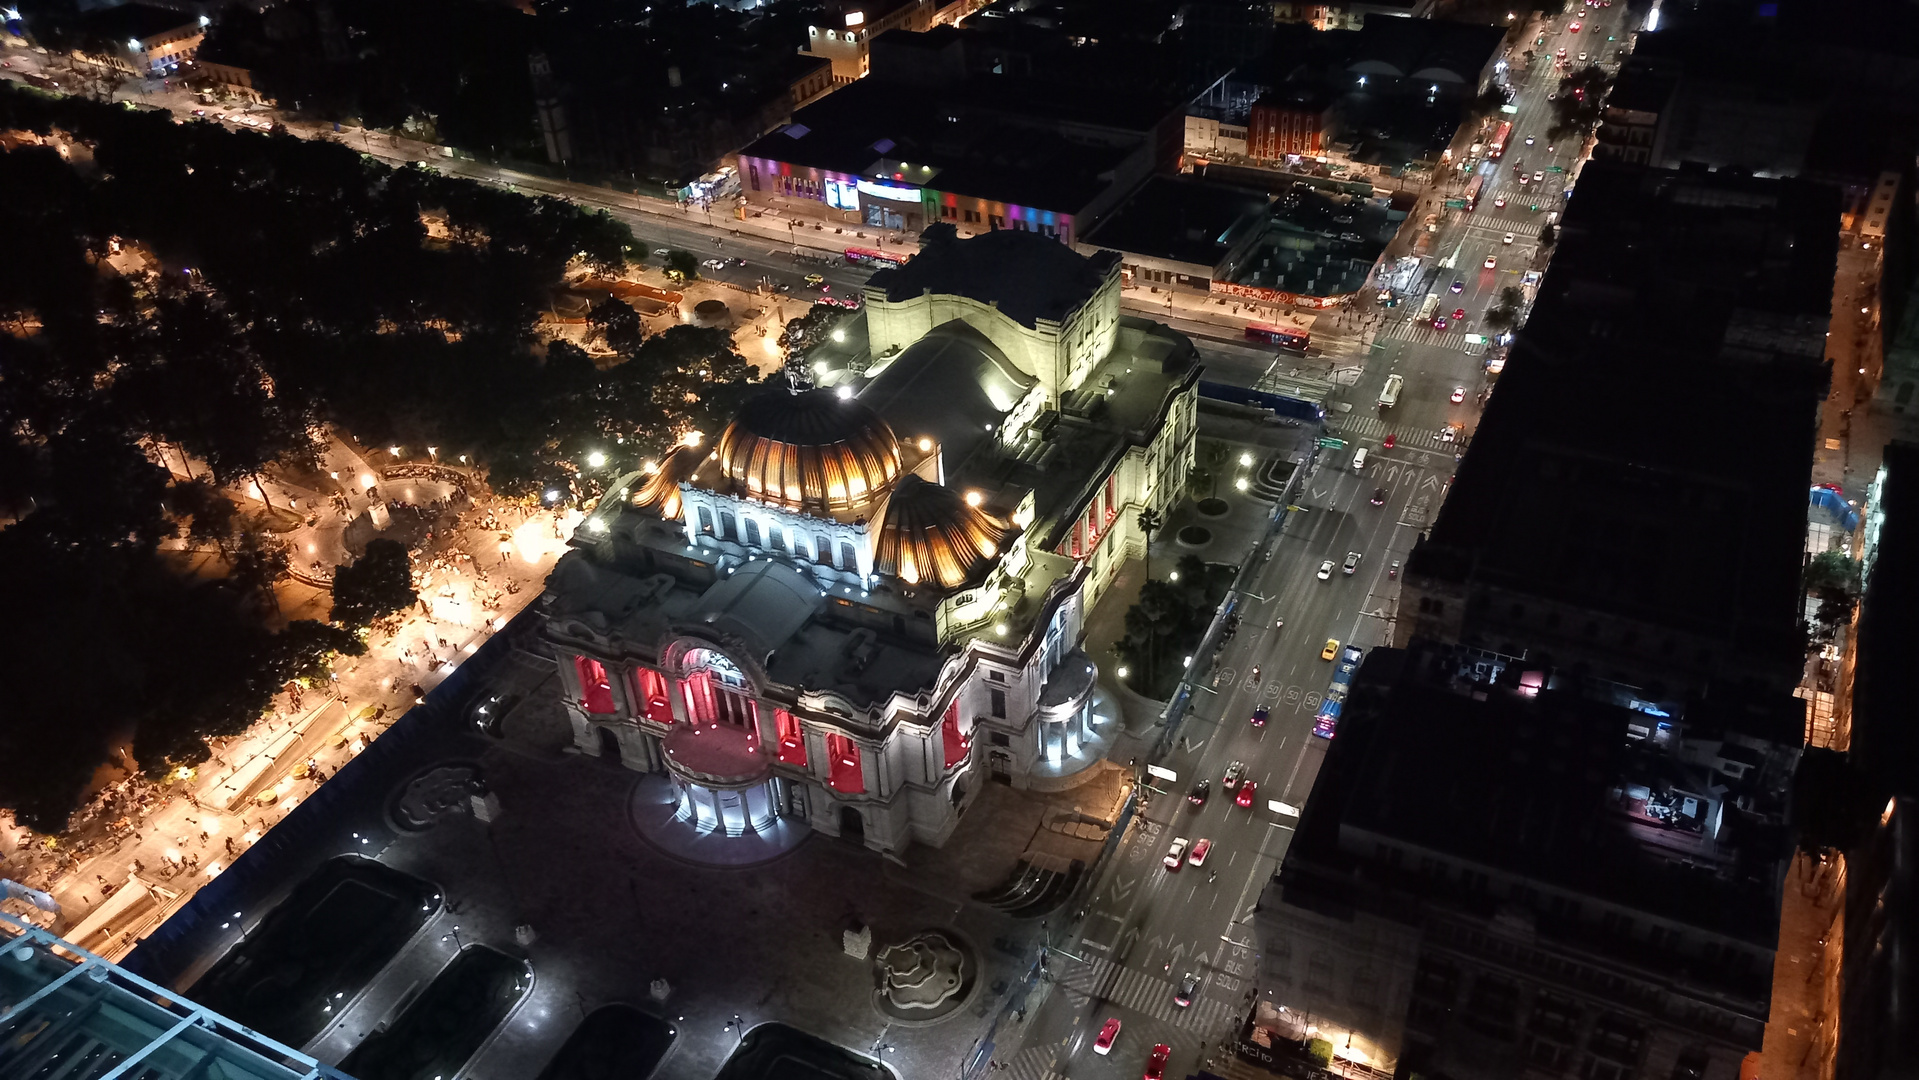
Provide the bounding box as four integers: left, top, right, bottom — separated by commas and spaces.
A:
737, 76, 1142, 214
865, 227, 1120, 328
1218, 180, 1396, 297
1409, 164, 1832, 661
77, 2, 201, 43
1282, 642, 1795, 989
1854, 441, 1919, 799
1079, 175, 1272, 271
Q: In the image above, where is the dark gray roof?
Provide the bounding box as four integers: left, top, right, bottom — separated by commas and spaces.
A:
865, 230, 1120, 328
1081, 176, 1270, 271
858, 322, 1034, 475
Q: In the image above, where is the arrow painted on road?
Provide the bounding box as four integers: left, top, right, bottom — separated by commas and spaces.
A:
1110, 875, 1136, 904
1311, 487, 1331, 499
1181, 736, 1205, 754
1121, 926, 1141, 959
1421, 474, 1441, 490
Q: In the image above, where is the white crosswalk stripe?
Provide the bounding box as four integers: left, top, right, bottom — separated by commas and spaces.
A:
1339, 416, 1387, 439
1058, 959, 1246, 1035
1003, 1045, 1064, 1080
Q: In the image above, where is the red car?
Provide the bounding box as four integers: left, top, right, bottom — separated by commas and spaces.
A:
1383, 433, 1397, 449
1145, 1043, 1172, 1080
1188, 838, 1213, 866
1451, 308, 1466, 322
1236, 779, 1258, 809
1094, 1017, 1121, 1055
1569, 20, 1582, 31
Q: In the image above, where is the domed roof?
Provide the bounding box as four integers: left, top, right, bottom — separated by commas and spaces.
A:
631, 445, 702, 519
717, 390, 902, 514
874, 476, 1017, 589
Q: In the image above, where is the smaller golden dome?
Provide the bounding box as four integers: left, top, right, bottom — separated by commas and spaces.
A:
632, 446, 701, 519
874, 476, 1016, 589
716, 390, 903, 514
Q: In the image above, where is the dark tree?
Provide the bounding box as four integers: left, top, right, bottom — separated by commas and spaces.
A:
330, 538, 418, 628
662, 249, 700, 281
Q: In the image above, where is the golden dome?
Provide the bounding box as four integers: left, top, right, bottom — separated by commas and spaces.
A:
717, 390, 902, 514
874, 476, 1016, 589
632, 446, 702, 519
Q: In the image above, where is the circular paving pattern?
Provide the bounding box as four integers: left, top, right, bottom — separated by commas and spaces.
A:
1176, 525, 1213, 547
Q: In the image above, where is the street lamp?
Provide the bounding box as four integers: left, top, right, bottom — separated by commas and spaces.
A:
441, 924, 464, 949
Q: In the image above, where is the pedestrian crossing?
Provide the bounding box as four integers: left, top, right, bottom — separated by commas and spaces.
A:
1052, 956, 1243, 1036
1372, 317, 1491, 348
1328, 416, 1462, 454
1002, 1045, 1067, 1080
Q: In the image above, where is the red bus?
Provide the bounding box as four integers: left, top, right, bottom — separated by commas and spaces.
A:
1488, 121, 1512, 160
1463, 172, 1486, 212
1246, 323, 1311, 352
844, 247, 903, 269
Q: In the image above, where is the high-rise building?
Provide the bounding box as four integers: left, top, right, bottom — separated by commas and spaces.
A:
1255, 640, 1800, 1080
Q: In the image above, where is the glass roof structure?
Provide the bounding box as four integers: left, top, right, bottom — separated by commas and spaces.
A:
0, 913, 344, 1080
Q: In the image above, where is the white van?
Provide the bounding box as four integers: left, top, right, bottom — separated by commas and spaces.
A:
1352, 447, 1369, 471
1378, 374, 1403, 408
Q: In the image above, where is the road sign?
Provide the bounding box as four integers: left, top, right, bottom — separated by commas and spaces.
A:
1464, 333, 1486, 344
1318, 437, 1347, 449
1146, 764, 1179, 783
1548, 165, 1566, 173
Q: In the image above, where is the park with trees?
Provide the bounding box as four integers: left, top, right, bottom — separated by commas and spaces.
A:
0, 84, 768, 829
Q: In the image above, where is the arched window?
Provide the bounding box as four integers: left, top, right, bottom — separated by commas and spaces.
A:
940, 701, 968, 769
632, 668, 675, 725
826, 733, 864, 793
776, 708, 808, 766
574, 656, 616, 715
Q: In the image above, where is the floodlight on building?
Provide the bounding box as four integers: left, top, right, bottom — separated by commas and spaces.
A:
587, 450, 607, 467
918, 437, 933, 452
1116, 666, 1130, 678
964, 490, 984, 507
389, 446, 401, 456
836, 385, 854, 400
681, 430, 704, 447
1239, 451, 1253, 466
831, 329, 847, 343
1235, 477, 1251, 491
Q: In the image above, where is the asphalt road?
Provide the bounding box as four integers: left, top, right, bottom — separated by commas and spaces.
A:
1001, 7, 1638, 1079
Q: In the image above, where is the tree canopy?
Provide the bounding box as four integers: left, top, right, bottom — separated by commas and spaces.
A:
330, 538, 419, 629
0, 83, 752, 828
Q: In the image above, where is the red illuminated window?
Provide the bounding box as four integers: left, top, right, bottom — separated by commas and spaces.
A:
776, 708, 808, 767
633, 668, 675, 725
826, 732, 864, 793
574, 656, 615, 715
1105, 476, 1118, 525
940, 702, 968, 769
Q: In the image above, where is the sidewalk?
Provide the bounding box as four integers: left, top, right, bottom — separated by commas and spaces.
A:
1758, 851, 1842, 1080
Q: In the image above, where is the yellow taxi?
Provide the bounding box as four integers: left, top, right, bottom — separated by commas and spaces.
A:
1321, 638, 1340, 661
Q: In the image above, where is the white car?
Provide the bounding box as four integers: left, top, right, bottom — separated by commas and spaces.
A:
1342, 551, 1361, 575
1164, 837, 1191, 871
1503, 232, 1515, 244
1485, 255, 1498, 269
1525, 135, 1535, 146
1317, 560, 1335, 581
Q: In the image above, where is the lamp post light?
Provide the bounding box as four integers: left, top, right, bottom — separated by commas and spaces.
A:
441, 924, 464, 949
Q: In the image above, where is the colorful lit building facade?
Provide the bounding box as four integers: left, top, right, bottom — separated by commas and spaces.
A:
541, 229, 1199, 854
